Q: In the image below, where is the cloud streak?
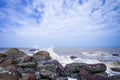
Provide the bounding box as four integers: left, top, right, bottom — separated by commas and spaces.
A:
0, 0, 120, 47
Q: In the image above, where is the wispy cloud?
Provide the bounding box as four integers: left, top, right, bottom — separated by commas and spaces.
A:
0, 0, 120, 47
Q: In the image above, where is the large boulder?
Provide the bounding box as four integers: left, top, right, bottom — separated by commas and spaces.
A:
79, 70, 110, 80
5, 48, 26, 57
38, 60, 64, 75
65, 63, 106, 74
33, 51, 51, 61
0, 73, 19, 80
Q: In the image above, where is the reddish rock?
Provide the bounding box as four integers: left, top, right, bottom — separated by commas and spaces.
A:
33, 51, 51, 60
5, 65, 20, 77
0, 73, 19, 80
0, 59, 13, 67
23, 56, 35, 62
5, 48, 26, 57
22, 74, 36, 80
79, 70, 110, 80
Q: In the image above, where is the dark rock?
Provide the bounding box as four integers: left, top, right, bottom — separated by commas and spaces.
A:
86, 63, 107, 73
37, 60, 64, 76
110, 67, 120, 72
112, 54, 119, 56
29, 49, 37, 51
109, 75, 120, 80
18, 62, 36, 68
33, 51, 51, 60
22, 74, 36, 80
0, 73, 19, 80
39, 69, 58, 79
57, 77, 68, 80
5, 48, 26, 58
65, 63, 106, 74
79, 70, 110, 80
0, 53, 6, 59
94, 72, 108, 77
70, 56, 77, 59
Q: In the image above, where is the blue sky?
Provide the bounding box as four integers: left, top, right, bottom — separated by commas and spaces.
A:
0, 0, 120, 48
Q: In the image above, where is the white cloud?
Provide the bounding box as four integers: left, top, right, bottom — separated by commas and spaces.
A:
0, 0, 120, 47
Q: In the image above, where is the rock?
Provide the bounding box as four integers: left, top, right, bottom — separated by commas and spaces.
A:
0, 59, 14, 67
86, 63, 107, 73
79, 70, 110, 80
5, 48, 26, 57
42, 60, 63, 69
65, 63, 106, 74
0, 73, 19, 80
23, 56, 35, 62
18, 62, 36, 68
37, 60, 64, 76
33, 51, 51, 60
109, 75, 120, 80
0, 67, 9, 74
29, 49, 37, 51
39, 69, 58, 80
4, 65, 20, 77
110, 67, 120, 72
70, 56, 77, 59
57, 77, 68, 80
0, 53, 6, 59
112, 54, 119, 56
94, 72, 108, 77
22, 74, 36, 80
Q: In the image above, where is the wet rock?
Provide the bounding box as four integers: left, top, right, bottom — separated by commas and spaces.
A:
0, 59, 14, 67
112, 54, 119, 56
86, 63, 107, 73
0, 67, 9, 73
22, 74, 36, 80
57, 77, 68, 80
18, 62, 36, 68
109, 75, 120, 80
0, 73, 19, 80
37, 60, 64, 76
39, 69, 58, 79
94, 72, 108, 77
79, 70, 110, 80
33, 51, 51, 61
5, 48, 26, 58
110, 67, 120, 72
70, 56, 77, 59
4, 65, 20, 77
65, 63, 106, 74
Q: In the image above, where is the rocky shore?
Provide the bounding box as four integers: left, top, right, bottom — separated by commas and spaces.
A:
0, 48, 120, 80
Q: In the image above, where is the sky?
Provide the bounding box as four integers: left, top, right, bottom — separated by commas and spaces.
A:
0, 0, 120, 48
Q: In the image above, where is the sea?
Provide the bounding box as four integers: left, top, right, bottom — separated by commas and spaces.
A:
0, 48, 120, 80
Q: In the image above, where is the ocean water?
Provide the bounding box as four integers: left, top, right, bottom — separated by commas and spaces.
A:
0, 48, 120, 79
